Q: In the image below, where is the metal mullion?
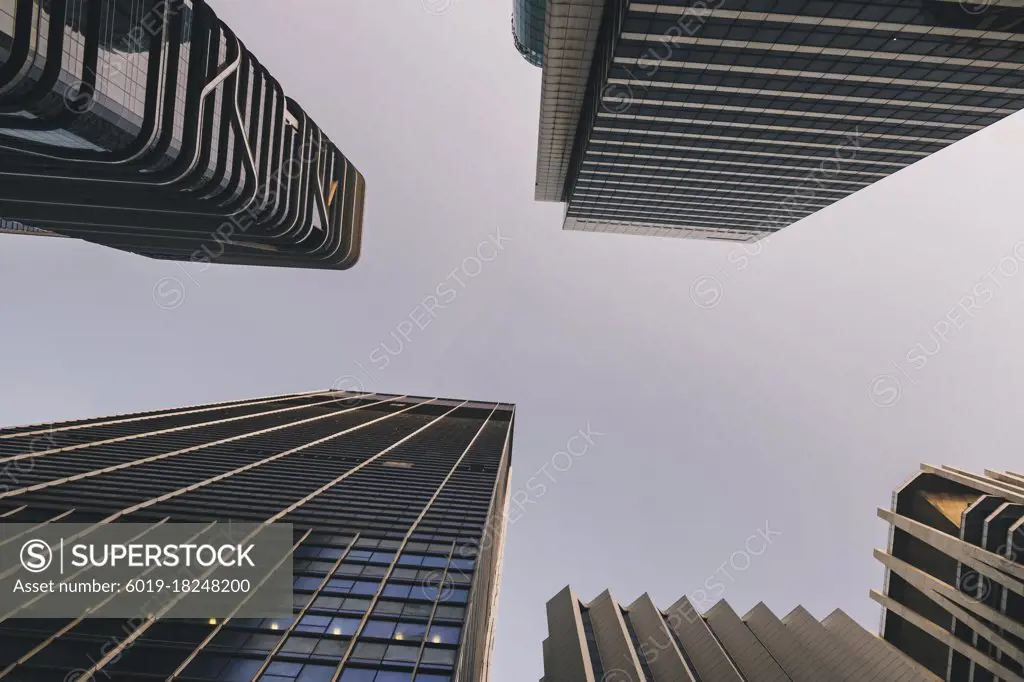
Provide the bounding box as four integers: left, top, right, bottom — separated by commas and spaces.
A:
91, 397, 428, 526
247, 534, 362, 680
261, 401, 460, 534
165, 527, 316, 681
331, 404, 498, 680
409, 539, 457, 681
0, 394, 398, 504
173, 18, 232, 188
0, 506, 27, 519
0, 392, 374, 465
0, 508, 75, 553
80, 398, 468, 682
0, 518, 177, 679
66, 518, 250, 682
0, 390, 325, 440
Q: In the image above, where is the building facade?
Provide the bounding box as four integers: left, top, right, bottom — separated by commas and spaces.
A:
540, 586, 939, 681
0, 0, 365, 269
0, 218, 63, 237
877, 465, 1024, 682
518, 0, 1024, 242
0, 390, 514, 682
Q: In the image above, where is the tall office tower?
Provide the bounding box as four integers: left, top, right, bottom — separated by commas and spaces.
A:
514, 0, 1024, 242
0, 0, 365, 269
539, 586, 939, 681
0, 390, 514, 681
876, 465, 1024, 682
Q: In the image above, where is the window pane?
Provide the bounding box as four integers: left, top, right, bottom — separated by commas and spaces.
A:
384, 644, 420, 662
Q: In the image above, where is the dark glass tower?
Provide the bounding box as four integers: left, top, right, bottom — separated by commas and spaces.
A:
540, 586, 940, 682
876, 466, 1024, 682
0, 1, 365, 270
511, 0, 545, 67
0, 390, 514, 682
518, 0, 1024, 242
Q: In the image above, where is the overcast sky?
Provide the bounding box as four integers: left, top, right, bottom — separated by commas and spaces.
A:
2, 1, 1024, 680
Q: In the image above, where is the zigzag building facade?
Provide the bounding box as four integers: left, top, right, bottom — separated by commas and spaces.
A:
539, 586, 939, 681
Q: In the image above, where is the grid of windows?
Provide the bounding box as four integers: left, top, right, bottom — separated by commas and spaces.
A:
532, 0, 1024, 241
511, 0, 544, 66
0, 391, 514, 682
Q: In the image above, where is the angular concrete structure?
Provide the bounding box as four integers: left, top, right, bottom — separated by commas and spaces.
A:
540, 586, 938, 681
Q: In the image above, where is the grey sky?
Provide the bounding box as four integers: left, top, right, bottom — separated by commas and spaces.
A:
2, 1, 1023, 680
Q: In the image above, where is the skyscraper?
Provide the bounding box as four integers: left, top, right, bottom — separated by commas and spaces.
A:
876, 465, 1024, 682
539, 586, 939, 681
0, 0, 365, 269
515, 0, 1024, 242
0, 390, 514, 682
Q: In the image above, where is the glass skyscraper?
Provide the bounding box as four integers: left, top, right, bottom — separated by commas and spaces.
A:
0, 0, 365, 270
0, 390, 514, 682
515, 0, 1024, 242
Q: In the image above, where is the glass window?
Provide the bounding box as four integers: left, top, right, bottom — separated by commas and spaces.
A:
220, 658, 263, 680
370, 552, 395, 563
402, 603, 432, 619
266, 662, 303, 676
297, 615, 333, 633
282, 635, 317, 654
391, 568, 418, 580
384, 644, 420, 662
433, 606, 463, 621
328, 578, 355, 592
341, 598, 371, 614
363, 620, 397, 639
383, 584, 411, 599
313, 596, 343, 610
373, 600, 404, 616
295, 576, 321, 590
419, 647, 456, 667
394, 622, 426, 642
297, 664, 335, 682
351, 581, 380, 596
376, 672, 413, 682
314, 638, 349, 657
415, 675, 450, 682
339, 668, 375, 681
421, 555, 447, 568
428, 625, 461, 645
350, 641, 386, 663
398, 554, 423, 566
329, 617, 361, 636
